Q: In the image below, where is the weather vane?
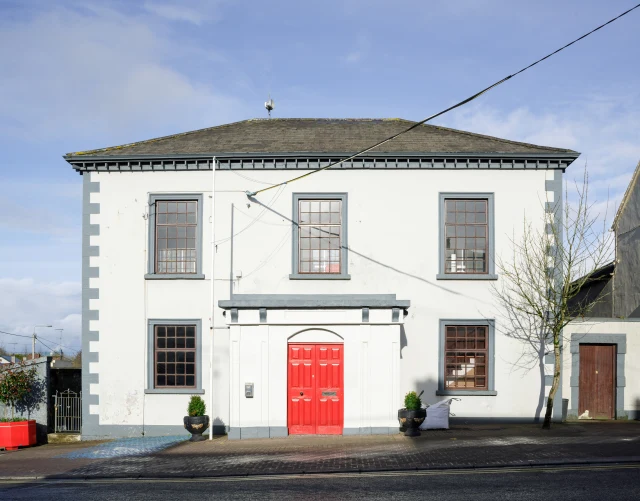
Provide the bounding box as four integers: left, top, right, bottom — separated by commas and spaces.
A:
264, 95, 275, 118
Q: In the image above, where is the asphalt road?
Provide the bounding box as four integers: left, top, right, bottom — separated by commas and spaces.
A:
3, 464, 640, 500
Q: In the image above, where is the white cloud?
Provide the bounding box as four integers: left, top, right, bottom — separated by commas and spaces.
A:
440, 94, 640, 217
342, 33, 370, 64
344, 51, 362, 63
0, 200, 77, 238
340, 0, 496, 20
0, 4, 248, 146
0, 279, 81, 355
143, 2, 207, 25
0, 181, 80, 237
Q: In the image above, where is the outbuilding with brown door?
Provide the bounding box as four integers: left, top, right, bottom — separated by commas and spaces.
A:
569, 333, 627, 420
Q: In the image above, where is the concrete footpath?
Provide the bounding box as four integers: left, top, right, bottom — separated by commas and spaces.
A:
1, 422, 639, 480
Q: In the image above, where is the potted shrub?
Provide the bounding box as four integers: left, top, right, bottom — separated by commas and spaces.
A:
397, 390, 426, 437
183, 395, 210, 442
0, 363, 40, 450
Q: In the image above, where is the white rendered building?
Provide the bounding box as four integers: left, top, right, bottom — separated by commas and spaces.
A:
66, 119, 578, 438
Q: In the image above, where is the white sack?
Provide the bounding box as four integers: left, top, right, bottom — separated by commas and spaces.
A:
420, 398, 457, 430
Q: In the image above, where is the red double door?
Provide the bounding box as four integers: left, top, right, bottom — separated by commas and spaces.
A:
288, 344, 344, 435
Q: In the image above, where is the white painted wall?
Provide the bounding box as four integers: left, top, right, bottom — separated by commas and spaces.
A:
227, 311, 401, 431
90, 166, 557, 434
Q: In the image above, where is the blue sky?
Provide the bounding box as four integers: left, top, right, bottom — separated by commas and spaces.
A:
0, 0, 639, 354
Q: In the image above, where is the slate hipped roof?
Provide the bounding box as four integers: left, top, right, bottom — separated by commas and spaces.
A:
65, 118, 578, 158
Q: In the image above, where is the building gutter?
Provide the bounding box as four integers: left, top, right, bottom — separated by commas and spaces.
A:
63, 151, 580, 163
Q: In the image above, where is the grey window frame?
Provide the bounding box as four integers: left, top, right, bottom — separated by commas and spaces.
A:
437, 319, 497, 396
290, 193, 350, 280
146, 193, 205, 280
437, 192, 497, 280
146, 319, 204, 394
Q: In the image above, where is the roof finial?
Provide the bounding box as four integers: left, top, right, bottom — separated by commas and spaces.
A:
264, 94, 275, 118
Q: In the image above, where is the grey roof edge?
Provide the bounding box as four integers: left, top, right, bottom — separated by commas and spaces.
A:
63, 118, 578, 159
218, 294, 411, 309
416, 122, 577, 155
64, 151, 581, 162
568, 261, 615, 291
64, 118, 254, 158
612, 159, 640, 229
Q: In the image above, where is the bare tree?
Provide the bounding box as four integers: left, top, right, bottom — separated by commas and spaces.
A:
492, 168, 613, 429
71, 350, 82, 368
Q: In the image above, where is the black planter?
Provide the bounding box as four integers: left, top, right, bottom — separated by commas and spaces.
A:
183, 415, 210, 442
398, 408, 426, 437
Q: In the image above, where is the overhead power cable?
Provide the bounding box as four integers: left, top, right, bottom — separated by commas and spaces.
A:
37, 337, 58, 355
230, 169, 279, 186
36, 335, 79, 354
0, 329, 31, 340
246, 3, 640, 198
214, 184, 286, 245
37, 336, 79, 359
233, 205, 290, 226
0, 329, 79, 354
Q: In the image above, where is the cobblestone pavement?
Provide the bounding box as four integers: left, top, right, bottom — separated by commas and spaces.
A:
1, 423, 639, 480
55, 436, 188, 459
0, 440, 105, 479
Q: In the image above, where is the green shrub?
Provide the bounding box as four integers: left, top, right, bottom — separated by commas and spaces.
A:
187, 395, 206, 417
404, 391, 422, 410
0, 363, 40, 419
0, 418, 27, 422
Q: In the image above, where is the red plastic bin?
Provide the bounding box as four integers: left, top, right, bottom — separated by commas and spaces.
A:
0, 420, 37, 451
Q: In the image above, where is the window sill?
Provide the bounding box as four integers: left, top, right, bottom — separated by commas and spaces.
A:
436, 274, 498, 281
145, 274, 205, 280
436, 390, 497, 396
289, 273, 351, 280
145, 389, 205, 395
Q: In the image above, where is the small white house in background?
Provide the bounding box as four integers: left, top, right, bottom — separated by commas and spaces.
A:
65, 118, 580, 439
563, 159, 640, 421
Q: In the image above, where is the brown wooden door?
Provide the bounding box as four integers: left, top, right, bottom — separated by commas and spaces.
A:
579, 344, 616, 419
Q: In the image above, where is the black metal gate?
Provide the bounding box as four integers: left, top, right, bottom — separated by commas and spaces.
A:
54, 389, 82, 433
